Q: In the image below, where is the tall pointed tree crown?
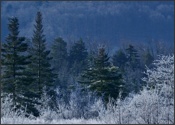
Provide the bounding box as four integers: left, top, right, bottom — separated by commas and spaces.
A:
29, 12, 56, 109
79, 46, 125, 103
1, 17, 31, 112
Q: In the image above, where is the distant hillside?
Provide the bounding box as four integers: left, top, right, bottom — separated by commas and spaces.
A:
1, 1, 174, 48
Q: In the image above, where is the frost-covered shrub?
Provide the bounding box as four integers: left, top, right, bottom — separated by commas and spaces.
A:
125, 89, 160, 124
1, 94, 35, 124
143, 54, 174, 90
141, 54, 174, 124
1, 94, 14, 118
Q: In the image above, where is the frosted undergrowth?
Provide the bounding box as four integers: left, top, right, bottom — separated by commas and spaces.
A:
1, 117, 104, 124
1, 87, 174, 124
1, 55, 174, 124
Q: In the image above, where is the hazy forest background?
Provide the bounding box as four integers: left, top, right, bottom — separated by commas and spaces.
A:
1, 1, 174, 124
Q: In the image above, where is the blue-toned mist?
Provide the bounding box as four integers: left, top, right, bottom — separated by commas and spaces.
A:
1, 1, 174, 49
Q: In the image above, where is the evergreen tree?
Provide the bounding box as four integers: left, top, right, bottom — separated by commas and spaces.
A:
79, 47, 125, 103
124, 44, 143, 93
112, 49, 127, 72
69, 38, 88, 76
125, 44, 140, 69
1, 17, 31, 111
51, 37, 68, 72
29, 11, 56, 111
51, 37, 70, 103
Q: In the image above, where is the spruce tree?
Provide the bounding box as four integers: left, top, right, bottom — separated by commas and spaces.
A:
112, 49, 127, 72
125, 44, 140, 69
51, 37, 70, 103
1, 17, 31, 111
29, 11, 56, 110
124, 44, 143, 93
51, 37, 68, 72
69, 38, 88, 76
79, 47, 125, 103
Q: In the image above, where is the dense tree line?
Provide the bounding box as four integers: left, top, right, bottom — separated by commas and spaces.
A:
1, 11, 173, 117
